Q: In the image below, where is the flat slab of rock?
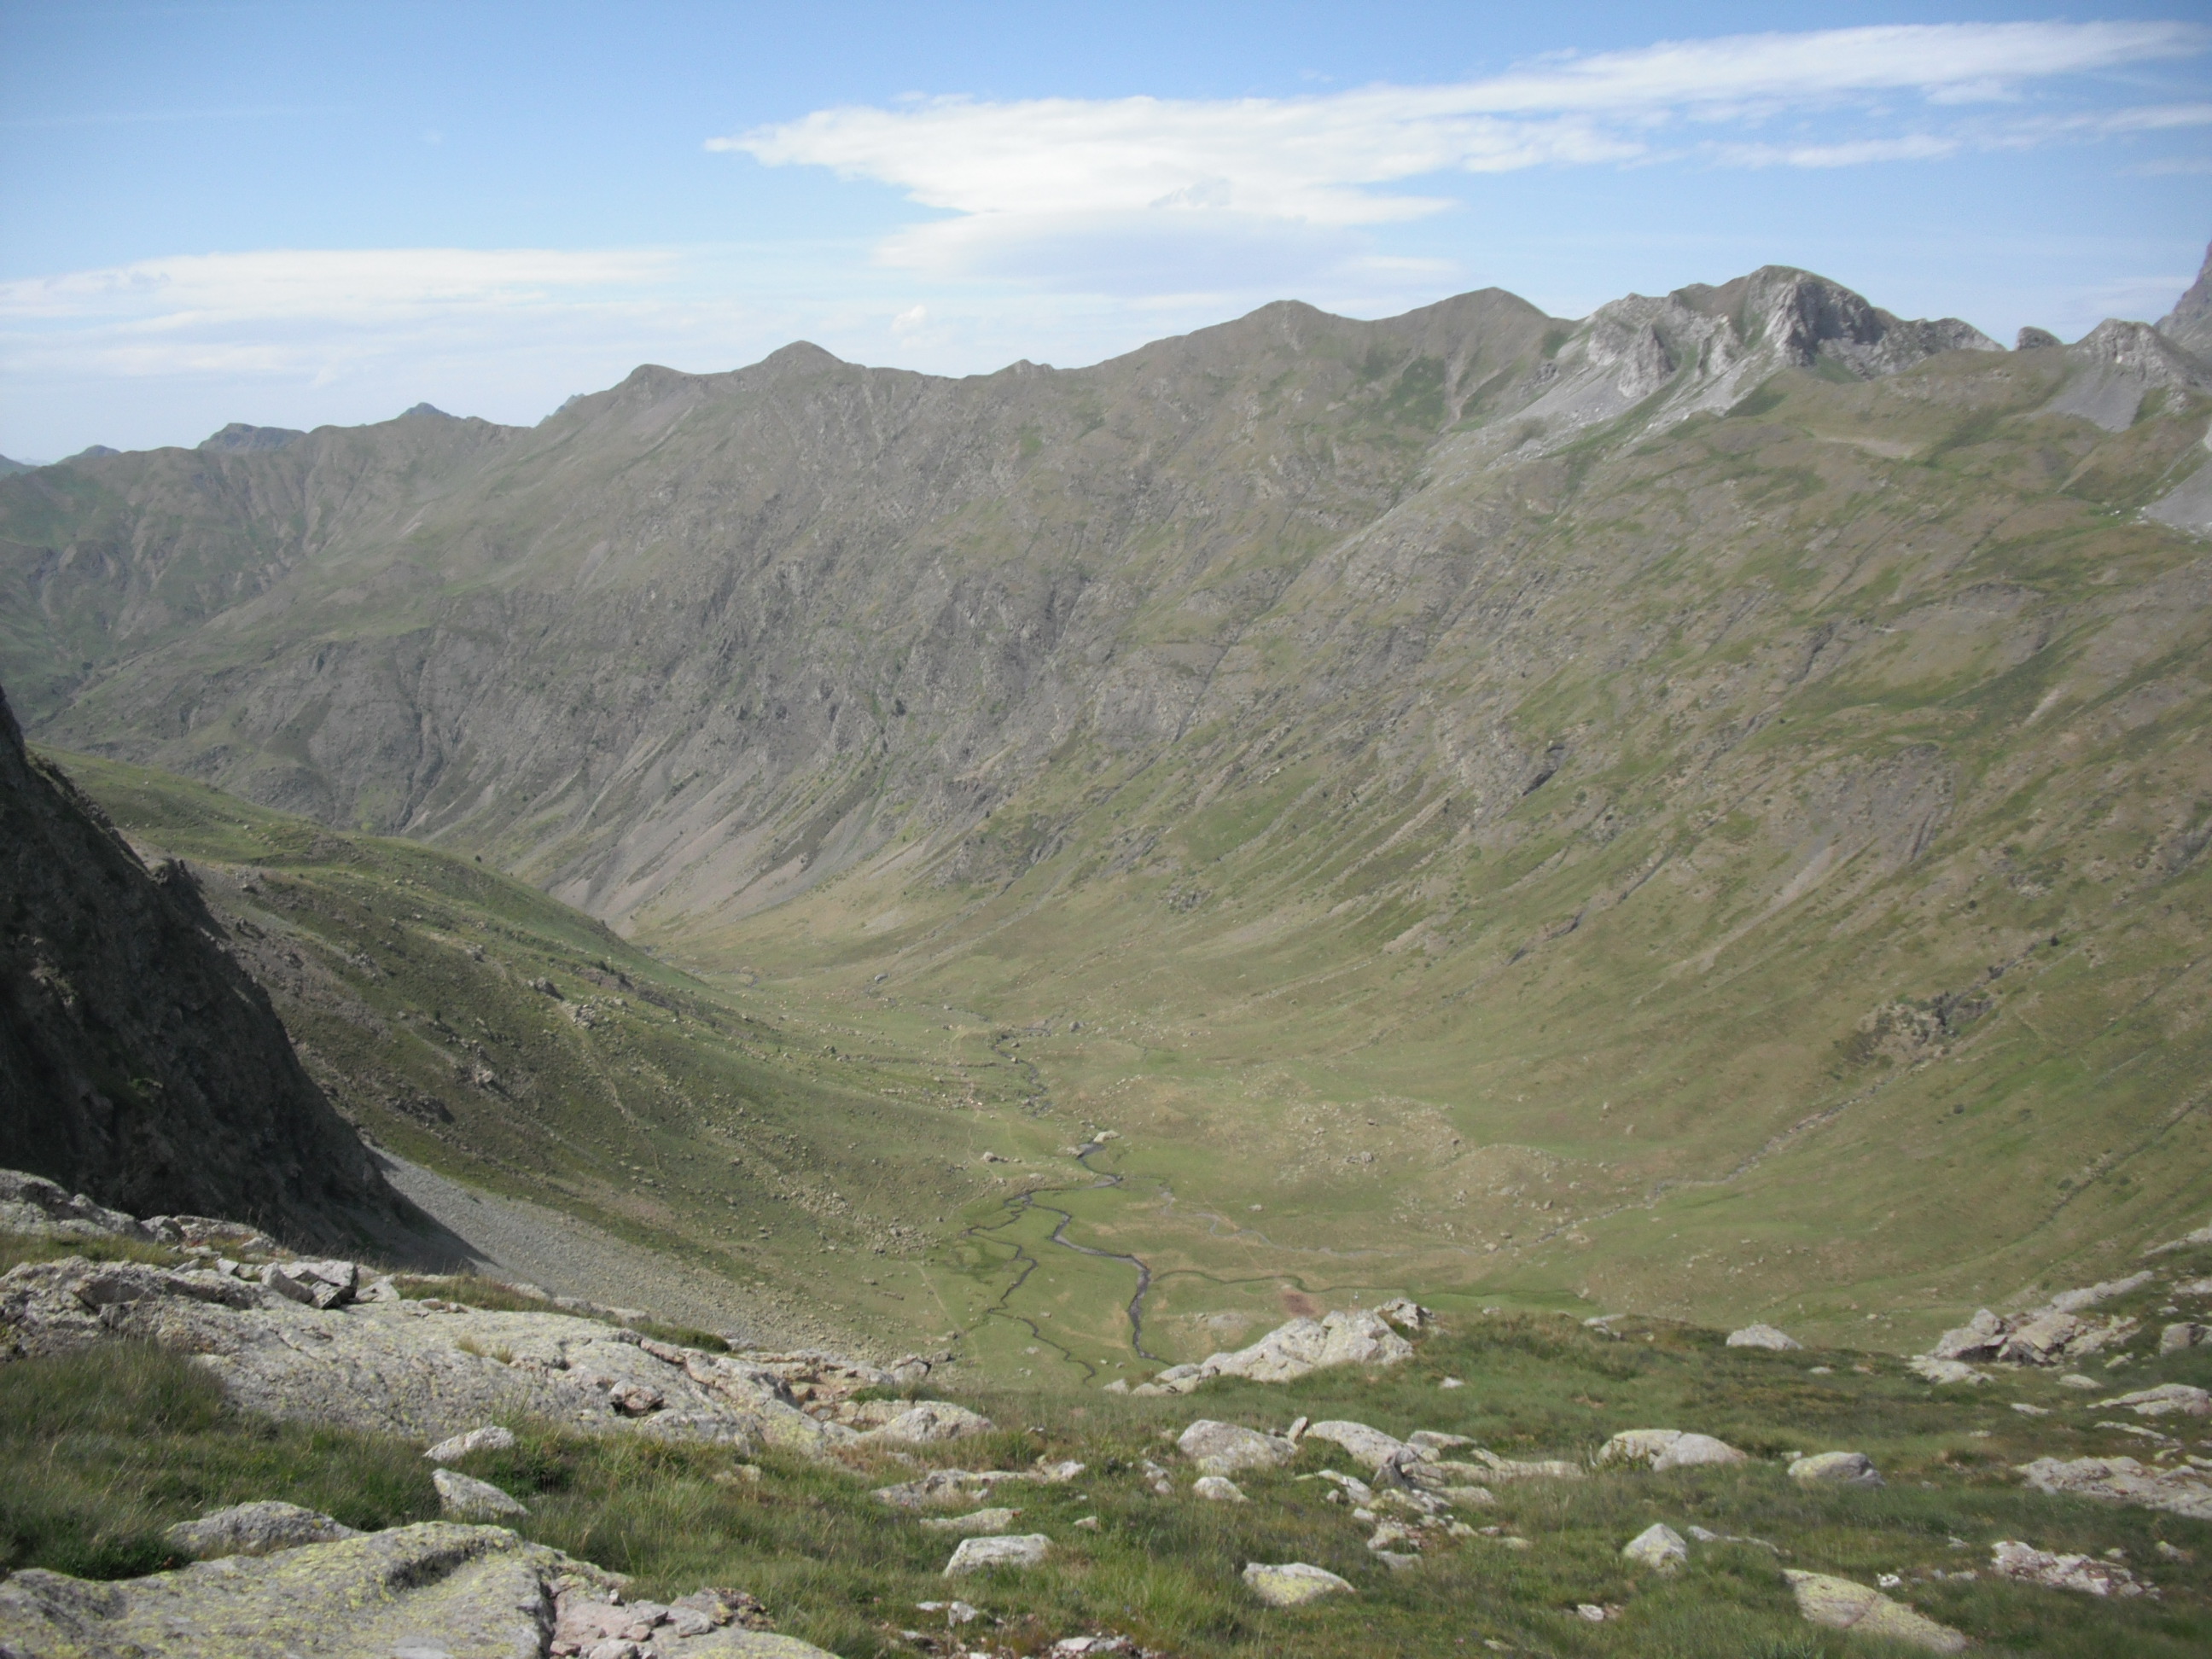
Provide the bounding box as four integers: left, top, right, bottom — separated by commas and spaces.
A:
0, 1254, 835, 1453
0, 1521, 620, 1659
2016, 1455, 2212, 1520
161, 1501, 358, 1560
1789, 1452, 1883, 1488
944, 1534, 1051, 1575
1598, 1429, 1746, 1471
1300, 1420, 1406, 1471
864, 1400, 993, 1444
1990, 1539, 2149, 1597
1177, 1419, 1295, 1476
1725, 1324, 1802, 1351
1621, 1522, 1686, 1571
434, 1467, 527, 1522
920, 1508, 1021, 1534
2106, 1383, 2212, 1417
427, 1424, 517, 1463
1782, 1570, 1968, 1653
1242, 1562, 1353, 1607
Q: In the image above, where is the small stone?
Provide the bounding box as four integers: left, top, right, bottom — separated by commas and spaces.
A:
1241, 1562, 1354, 1606
1789, 1452, 1883, 1488
1192, 1476, 1246, 1502
943, 1534, 1050, 1575
1725, 1324, 1802, 1351
433, 1468, 527, 1521
2058, 1373, 2101, 1390
1908, 1357, 1990, 1385
1783, 1570, 1968, 1653
1100, 1378, 1130, 1394
426, 1425, 517, 1463
161, 1500, 358, 1559
1621, 1522, 1688, 1571
1439, 1377, 1465, 1389
2159, 1323, 2208, 1356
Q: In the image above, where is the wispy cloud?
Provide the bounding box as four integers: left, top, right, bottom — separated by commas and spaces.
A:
716, 21, 2208, 282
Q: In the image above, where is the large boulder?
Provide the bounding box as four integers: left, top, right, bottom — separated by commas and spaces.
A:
1781, 1570, 1968, 1653
433, 1468, 527, 1522
1597, 1429, 1746, 1471
1242, 1562, 1353, 1607
1166, 1308, 1414, 1388
1177, 1419, 1296, 1476
1789, 1452, 1883, 1488
1300, 1420, 1408, 1471
863, 1400, 994, 1444
0, 1522, 624, 1659
943, 1534, 1050, 1575
1724, 1324, 1802, 1351
0, 1254, 837, 1452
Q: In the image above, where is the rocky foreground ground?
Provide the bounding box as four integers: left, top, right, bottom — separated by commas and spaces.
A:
4, 1167, 2212, 1656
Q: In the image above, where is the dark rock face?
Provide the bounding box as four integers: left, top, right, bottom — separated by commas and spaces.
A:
0, 684, 405, 1246
2159, 240, 2212, 360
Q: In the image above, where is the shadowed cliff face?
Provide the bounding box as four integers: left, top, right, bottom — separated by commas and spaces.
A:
0, 684, 414, 1248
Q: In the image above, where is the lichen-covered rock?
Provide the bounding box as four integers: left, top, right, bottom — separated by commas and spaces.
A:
1162, 1309, 1413, 1388
1192, 1476, 1247, 1502
0, 1254, 832, 1452
1597, 1429, 1746, 1471
1241, 1562, 1353, 1607
862, 1400, 992, 1444
1177, 1419, 1295, 1476
1725, 1324, 1801, 1351
1989, 1539, 2149, 1597
1300, 1420, 1407, 1472
434, 1468, 528, 1521
2016, 1455, 2212, 1520
1621, 1522, 1687, 1571
428, 1424, 519, 1463
0, 1521, 619, 1658
944, 1534, 1050, 1575
1781, 1569, 1968, 1653
2105, 1383, 2212, 1417
1789, 1452, 1883, 1488
161, 1501, 358, 1560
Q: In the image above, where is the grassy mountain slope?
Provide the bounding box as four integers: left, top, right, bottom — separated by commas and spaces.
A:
6, 267, 2211, 1362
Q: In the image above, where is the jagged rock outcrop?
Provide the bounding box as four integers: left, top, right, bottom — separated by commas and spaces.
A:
0, 1521, 829, 1658
2044, 318, 2212, 431
1138, 1307, 1413, 1393
0, 690, 412, 1249
0, 1246, 941, 1453
2158, 240, 2212, 360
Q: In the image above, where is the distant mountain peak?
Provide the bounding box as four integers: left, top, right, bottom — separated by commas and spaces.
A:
400, 402, 451, 419
200, 422, 305, 454
2157, 239, 2212, 360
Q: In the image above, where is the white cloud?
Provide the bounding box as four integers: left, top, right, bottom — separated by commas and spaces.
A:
717, 21, 2207, 280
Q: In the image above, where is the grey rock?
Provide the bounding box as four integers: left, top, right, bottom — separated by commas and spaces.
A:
1191, 1476, 1246, 1502
943, 1534, 1050, 1575
1782, 1569, 1968, 1653
0, 1521, 619, 1658
1621, 1522, 1687, 1571
1908, 1356, 1991, 1386
1789, 1451, 1883, 1488
1300, 1419, 1407, 1471
1374, 1296, 1434, 1330
919, 1507, 1020, 1534
2157, 240, 2212, 359
1989, 1539, 2148, 1597
2015, 1454, 2212, 1521
2017, 327, 2061, 351
426, 1424, 518, 1463
874, 1469, 1024, 1509
2158, 1322, 2207, 1356
862, 1400, 992, 1444
433, 1468, 528, 1521
162, 1501, 358, 1560
1724, 1324, 1801, 1351
1241, 1561, 1353, 1606
1177, 1419, 1296, 1476
2104, 1383, 2212, 1417
263, 1259, 359, 1310
1597, 1429, 1746, 1471
1182, 1309, 1413, 1386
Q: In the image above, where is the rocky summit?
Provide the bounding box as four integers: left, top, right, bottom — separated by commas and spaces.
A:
4, 248, 2212, 1658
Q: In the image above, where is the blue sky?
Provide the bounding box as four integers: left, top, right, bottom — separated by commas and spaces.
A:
2, 1, 2207, 458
